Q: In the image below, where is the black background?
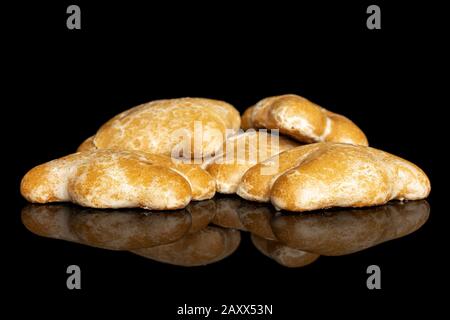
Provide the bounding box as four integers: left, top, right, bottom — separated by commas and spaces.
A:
4, 1, 447, 317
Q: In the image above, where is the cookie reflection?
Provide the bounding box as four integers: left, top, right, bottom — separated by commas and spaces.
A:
237, 201, 277, 241
211, 197, 247, 230
132, 226, 241, 266
251, 234, 319, 268
21, 197, 430, 266
22, 204, 195, 250
21, 204, 81, 243
69, 209, 191, 250
186, 200, 216, 234
271, 200, 430, 256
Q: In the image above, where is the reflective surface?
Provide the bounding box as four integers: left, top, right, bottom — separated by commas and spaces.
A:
22, 197, 430, 267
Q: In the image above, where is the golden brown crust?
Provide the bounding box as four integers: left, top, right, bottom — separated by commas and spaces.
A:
21, 150, 216, 210
77, 136, 97, 152
324, 111, 368, 145
203, 131, 300, 194
241, 94, 368, 146
237, 143, 431, 211
236, 144, 322, 202
169, 158, 216, 200
241, 106, 255, 129
82, 98, 240, 159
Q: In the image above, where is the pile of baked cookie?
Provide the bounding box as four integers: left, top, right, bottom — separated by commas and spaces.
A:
21, 94, 430, 212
